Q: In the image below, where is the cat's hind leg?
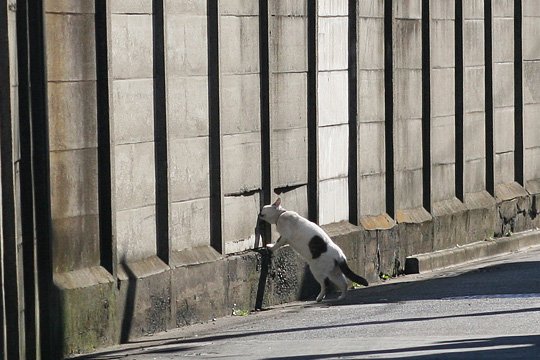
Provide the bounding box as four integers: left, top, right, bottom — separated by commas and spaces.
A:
312, 272, 327, 303
329, 270, 348, 301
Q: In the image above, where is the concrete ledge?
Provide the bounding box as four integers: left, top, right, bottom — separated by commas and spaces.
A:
404, 229, 540, 274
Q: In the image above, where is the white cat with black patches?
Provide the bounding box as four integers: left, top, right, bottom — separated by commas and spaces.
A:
258, 198, 368, 302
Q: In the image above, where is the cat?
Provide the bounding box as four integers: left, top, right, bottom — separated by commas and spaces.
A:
258, 198, 368, 302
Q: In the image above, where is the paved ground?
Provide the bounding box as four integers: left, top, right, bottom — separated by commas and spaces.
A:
78, 246, 540, 359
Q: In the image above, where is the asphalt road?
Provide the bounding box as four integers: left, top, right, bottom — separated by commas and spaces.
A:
81, 246, 540, 360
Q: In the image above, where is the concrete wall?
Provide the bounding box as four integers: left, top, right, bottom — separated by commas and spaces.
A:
2, 0, 540, 357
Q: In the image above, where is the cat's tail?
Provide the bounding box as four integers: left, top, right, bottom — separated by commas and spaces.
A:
337, 260, 369, 287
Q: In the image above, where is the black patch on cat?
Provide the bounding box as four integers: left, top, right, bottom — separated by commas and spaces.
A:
309, 235, 327, 259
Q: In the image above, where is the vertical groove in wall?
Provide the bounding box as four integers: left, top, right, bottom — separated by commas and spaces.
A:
16, 0, 38, 357
484, 0, 494, 195
422, 0, 432, 212
384, 0, 395, 219
95, 0, 114, 274
514, 0, 524, 186
208, 0, 222, 253
307, 0, 318, 223
259, 0, 271, 244
348, 0, 358, 224
0, 0, 20, 357
455, 0, 464, 201
28, 0, 55, 357
152, 0, 170, 263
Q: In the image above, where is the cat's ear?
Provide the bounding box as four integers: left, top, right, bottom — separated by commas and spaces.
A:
272, 197, 281, 208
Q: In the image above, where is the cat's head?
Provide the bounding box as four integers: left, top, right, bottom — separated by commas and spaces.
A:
258, 197, 284, 224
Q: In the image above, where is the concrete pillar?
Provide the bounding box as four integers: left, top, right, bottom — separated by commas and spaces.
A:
269, 0, 309, 217
110, 3, 157, 261
165, 0, 211, 254
393, 1, 425, 215
430, 0, 456, 204
523, 0, 540, 193
219, 1, 262, 253
45, 2, 100, 271
463, 0, 487, 195
317, 0, 349, 225
357, 0, 387, 219
492, 0, 516, 187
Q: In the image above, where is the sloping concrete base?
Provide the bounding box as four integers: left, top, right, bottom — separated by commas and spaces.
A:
405, 229, 540, 274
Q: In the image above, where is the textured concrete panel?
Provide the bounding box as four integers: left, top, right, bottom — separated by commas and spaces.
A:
395, 118, 423, 170
45, 13, 96, 81
275, 185, 309, 220
223, 194, 260, 253
219, 0, 258, 15
166, 14, 208, 76
319, 177, 349, 225
394, 21, 423, 69
395, 169, 423, 210
430, 0, 455, 19
317, 17, 348, 71
494, 107, 515, 153
111, 0, 152, 13
493, 17, 514, 63
394, 69, 423, 119
463, 21, 485, 66
359, 173, 386, 217
116, 205, 157, 261
358, 121, 385, 174
493, 62, 514, 108
523, 61, 540, 104
222, 133, 261, 195
524, 103, 540, 148
464, 112, 486, 160
430, 19, 455, 68
271, 16, 308, 72
50, 149, 98, 219
464, 158, 486, 194
271, 72, 307, 130
394, 0, 422, 19
523, 17, 540, 61
358, 70, 385, 122
358, 17, 384, 69
432, 115, 455, 165
170, 198, 211, 251
111, 14, 153, 79
495, 152, 515, 185
525, 148, 540, 182
463, 0, 484, 19
431, 68, 455, 117
166, 76, 209, 139
112, 79, 154, 144
272, 128, 308, 187
318, 70, 348, 126
52, 215, 99, 272
523, 0, 540, 16
221, 74, 261, 135
318, 0, 347, 16
48, 81, 97, 151
166, 0, 206, 15
492, 0, 514, 17
115, 142, 156, 211
431, 164, 456, 202
270, 0, 306, 16
169, 137, 210, 202
220, 15, 259, 74
358, 0, 384, 17
45, 0, 95, 13
464, 67, 486, 112
318, 124, 349, 180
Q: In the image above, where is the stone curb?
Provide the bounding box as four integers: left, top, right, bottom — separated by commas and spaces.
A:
404, 229, 540, 274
